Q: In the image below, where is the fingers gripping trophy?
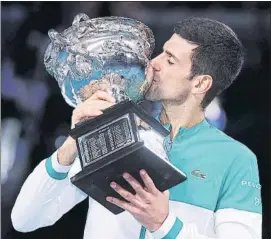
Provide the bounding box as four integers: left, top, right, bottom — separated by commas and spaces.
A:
44, 13, 186, 214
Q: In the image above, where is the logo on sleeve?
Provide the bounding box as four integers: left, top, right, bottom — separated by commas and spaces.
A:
254, 197, 261, 206
241, 181, 261, 190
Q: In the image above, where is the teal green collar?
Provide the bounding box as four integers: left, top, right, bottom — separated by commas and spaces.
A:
154, 114, 209, 138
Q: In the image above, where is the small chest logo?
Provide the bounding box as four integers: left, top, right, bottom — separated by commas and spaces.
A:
191, 169, 207, 180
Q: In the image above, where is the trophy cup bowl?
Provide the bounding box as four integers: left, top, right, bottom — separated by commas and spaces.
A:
44, 13, 186, 214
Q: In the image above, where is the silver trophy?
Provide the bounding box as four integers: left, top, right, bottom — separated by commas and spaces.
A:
44, 13, 155, 107
44, 14, 186, 214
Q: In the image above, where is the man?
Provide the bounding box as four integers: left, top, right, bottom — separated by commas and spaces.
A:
11, 17, 262, 239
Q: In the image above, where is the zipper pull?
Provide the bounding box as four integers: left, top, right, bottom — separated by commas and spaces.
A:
163, 137, 173, 153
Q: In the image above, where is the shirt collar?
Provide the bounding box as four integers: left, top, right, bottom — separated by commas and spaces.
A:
154, 113, 210, 138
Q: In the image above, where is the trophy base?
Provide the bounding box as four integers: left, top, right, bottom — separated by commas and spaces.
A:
70, 100, 186, 214
71, 141, 186, 214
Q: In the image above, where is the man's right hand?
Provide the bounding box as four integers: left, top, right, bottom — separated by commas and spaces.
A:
57, 90, 116, 166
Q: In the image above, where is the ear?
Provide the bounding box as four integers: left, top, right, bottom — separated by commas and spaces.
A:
191, 75, 213, 95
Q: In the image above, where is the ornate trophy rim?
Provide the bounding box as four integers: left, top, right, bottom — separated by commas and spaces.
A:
47, 14, 155, 59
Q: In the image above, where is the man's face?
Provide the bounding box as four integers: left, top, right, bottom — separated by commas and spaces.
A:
145, 34, 198, 104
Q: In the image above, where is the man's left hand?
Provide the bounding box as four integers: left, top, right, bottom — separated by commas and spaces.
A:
106, 169, 169, 232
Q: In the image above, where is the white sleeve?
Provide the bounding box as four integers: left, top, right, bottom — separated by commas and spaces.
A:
11, 151, 88, 232
151, 208, 262, 239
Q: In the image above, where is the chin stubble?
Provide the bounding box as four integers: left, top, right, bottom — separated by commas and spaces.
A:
145, 83, 162, 101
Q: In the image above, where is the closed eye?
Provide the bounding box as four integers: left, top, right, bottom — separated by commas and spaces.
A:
163, 48, 179, 64
167, 59, 174, 65
167, 55, 174, 65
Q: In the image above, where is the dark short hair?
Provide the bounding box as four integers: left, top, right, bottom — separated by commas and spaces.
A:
173, 17, 245, 108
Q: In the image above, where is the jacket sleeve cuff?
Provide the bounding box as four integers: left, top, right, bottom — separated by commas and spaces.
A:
45, 151, 73, 180
152, 211, 183, 239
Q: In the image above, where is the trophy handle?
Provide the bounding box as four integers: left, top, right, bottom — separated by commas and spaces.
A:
48, 29, 69, 46
72, 13, 97, 37
48, 13, 96, 48
72, 13, 89, 30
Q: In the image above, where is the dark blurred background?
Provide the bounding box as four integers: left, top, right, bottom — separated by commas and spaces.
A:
1, 1, 270, 239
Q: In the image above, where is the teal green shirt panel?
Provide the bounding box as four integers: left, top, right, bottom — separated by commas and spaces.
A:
167, 130, 227, 211
155, 116, 262, 214
215, 150, 262, 214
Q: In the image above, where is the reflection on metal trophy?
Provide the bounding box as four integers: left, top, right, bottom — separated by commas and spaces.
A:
44, 13, 154, 106
44, 13, 186, 214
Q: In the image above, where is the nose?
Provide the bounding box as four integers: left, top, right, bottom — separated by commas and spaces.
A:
150, 55, 161, 71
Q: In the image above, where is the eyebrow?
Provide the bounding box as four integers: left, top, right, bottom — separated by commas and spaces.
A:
163, 48, 180, 63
